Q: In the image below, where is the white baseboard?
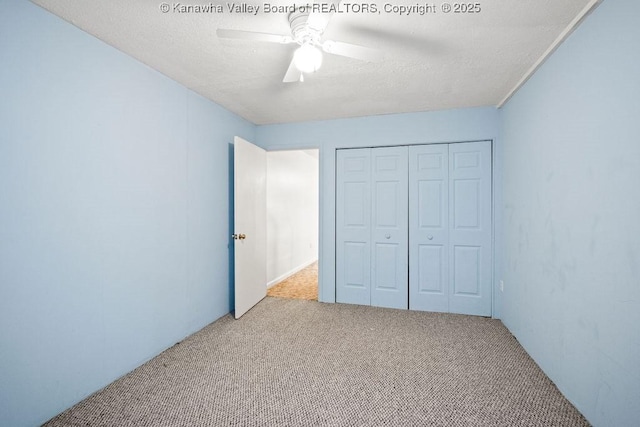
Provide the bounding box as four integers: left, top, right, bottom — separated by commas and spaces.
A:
267, 259, 317, 288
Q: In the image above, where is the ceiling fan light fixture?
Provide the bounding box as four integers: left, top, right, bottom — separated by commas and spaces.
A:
293, 44, 323, 74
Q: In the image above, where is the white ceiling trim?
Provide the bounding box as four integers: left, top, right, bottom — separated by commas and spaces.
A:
498, 0, 603, 108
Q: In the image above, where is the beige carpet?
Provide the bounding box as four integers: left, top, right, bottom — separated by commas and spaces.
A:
44, 298, 589, 426
267, 261, 318, 301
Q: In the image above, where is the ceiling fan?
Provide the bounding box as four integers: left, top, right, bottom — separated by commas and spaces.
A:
216, 6, 383, 82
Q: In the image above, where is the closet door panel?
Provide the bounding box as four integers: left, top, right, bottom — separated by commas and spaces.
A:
409, 144, 449, 312
336, 142, 493, 317
371, 146, 408, 309
449, 141, 492, 316
336, 149, 371, 305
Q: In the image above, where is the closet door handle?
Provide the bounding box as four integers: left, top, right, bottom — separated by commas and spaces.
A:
385, 234, 391, 239
427, 235, 434, 240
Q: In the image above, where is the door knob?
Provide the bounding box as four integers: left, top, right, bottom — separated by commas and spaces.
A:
427, 235, 434, 240
385, 234, 391, 239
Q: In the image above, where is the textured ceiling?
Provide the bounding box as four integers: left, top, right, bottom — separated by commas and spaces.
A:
31, 0, 594, 125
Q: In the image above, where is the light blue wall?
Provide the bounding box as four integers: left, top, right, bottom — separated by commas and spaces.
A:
256, 107, 503, 317
7, 0, 636, 425
500, 0, 640, 425
0, 1, 254, 426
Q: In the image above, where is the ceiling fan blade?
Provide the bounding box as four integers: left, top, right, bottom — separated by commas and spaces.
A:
322, 40, 383, 62
216, 28, 293, 44
283, 58, 302, 83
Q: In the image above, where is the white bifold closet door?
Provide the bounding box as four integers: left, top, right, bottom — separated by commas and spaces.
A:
371, 147, 408, 309
336, 148, 372, 306
336, 141, 491, 316
336, 146, 408, 309
408, 144, 449, 312
409, 141, 492, 316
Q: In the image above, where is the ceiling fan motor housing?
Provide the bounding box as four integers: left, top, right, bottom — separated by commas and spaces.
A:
288, 9, 322, 45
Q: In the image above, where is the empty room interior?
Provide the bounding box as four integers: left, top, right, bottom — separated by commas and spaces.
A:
1, 0, 638, 426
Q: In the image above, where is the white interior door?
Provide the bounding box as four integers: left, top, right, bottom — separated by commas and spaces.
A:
234, 136, 267, 319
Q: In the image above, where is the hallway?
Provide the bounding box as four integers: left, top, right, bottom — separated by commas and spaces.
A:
267, 262, 318, 301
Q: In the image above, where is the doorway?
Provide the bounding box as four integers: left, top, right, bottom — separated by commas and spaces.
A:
265, 149, 319, 301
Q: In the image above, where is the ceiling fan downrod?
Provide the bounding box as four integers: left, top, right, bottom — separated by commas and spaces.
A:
288, 8, 322, 46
